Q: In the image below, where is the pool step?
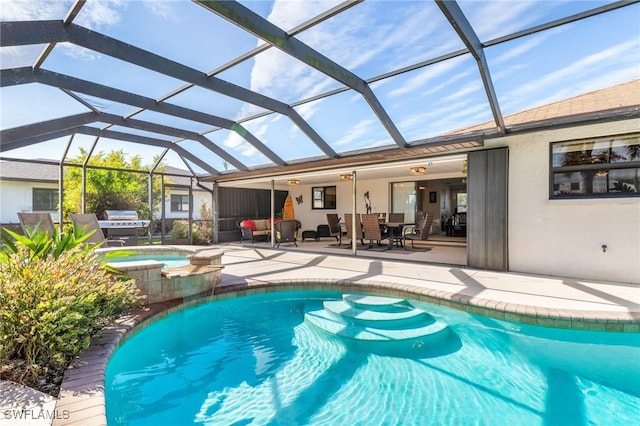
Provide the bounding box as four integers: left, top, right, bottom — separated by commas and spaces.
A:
323, 300, 430, 327
305, 309, 448, 341
342, 294, 410, 312
305, 294, 448, 343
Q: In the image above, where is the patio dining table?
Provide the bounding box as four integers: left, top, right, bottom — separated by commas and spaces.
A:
382, 222, 411, 249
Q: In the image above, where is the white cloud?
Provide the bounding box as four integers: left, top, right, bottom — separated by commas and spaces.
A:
244, 0, 345, 105
492, 29, 560, 65
235, 102, 268, 121
464, 1, 545, 41
75, 0, 125, 30
499, 37, 640, 115
442, 81, 483, 102
251, 122, 270, 141
246, 0, 457, 110
295, 100, 322, 121
268, 0, 342, 29
1, 1, 125, 33
0, 1, 126, 67
241, 144, 258, 158
403, 101, 488, 140
335, 119, 376, 147
399, 99, 468, 130
0, 0, 70, 20
223, 132, 244, 149
142, 0, 175, 20
250, 49, 329, 101
491, 61, 531, 81
421, 70, 473, 97
56, 43, 101, 61
518, 40, 639, 97
389, 58, 465, 97
0, 45, 43, 69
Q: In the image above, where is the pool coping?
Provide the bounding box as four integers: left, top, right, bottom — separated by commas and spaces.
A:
51, 278, 640, 426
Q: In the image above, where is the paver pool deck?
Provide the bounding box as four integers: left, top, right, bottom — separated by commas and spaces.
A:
2, 245, 638, 426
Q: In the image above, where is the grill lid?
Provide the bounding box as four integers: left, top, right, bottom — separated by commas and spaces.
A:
105, 210, 139, 220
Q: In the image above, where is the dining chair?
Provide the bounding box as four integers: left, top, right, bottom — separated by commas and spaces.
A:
326, 213, 342, 245
362, 213, 388, 249
343, 213, 363, 246
388, 213, 404, 223
375, 213, 387, 224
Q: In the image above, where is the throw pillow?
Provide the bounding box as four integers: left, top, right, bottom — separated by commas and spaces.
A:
241, 219, 257, 231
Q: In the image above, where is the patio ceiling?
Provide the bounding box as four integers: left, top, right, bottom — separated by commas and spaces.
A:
1, 0, 639, 184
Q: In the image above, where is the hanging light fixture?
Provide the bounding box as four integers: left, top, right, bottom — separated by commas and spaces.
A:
340, 173, 353, 181
410, 166, 427, 175
287, 179, 300, 185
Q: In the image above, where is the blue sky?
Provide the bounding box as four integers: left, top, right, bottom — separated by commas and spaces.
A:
1, 0, 639, 174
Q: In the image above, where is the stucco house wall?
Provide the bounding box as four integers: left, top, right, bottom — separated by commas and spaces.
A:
162, 188, 211, 220
289, 119, 639, 284
284, 177, 400, 232
0, 180, 60, 223
484, 119, 640, 284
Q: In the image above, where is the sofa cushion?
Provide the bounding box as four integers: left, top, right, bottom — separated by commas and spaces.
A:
254, 219, 267, 231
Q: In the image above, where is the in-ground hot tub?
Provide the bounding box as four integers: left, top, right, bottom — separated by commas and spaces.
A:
96, 246, 224, 304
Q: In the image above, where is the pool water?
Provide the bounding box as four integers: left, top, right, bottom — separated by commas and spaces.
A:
106, 254, 190, 269
105, 291, 640, 425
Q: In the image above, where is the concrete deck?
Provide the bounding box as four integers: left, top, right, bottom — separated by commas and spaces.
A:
2, 245, 638, 426
0, 381, 57, 426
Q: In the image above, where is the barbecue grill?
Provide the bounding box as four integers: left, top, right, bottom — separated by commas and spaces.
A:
99, 210, 150, 246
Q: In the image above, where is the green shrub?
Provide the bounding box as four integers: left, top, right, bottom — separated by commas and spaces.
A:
170, 219, 210, 244
170, 219, 189, 240
0, 231, 141, 385
1, 222, 93, 262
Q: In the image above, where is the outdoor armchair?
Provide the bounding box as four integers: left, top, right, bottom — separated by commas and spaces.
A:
17, 212, 55, 236
69, 213, 126, 247
403, 213, 434, 249
274, 219, 299, 248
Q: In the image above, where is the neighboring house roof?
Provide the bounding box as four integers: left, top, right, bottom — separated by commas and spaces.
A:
448, 79, 640, 135
164, 166, 213, 191
0, 161, 211, 190
0, 161, 58, 182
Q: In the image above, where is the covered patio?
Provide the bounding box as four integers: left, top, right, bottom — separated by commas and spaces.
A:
226, 230, 468, 265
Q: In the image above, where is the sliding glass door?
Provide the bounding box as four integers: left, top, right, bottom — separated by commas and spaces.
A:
391, 181, 416, 223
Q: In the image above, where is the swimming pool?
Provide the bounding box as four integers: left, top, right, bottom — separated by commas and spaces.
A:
105, 290, 640, 425
106, 254, 190, 269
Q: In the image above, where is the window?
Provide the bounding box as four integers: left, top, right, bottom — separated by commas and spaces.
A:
550, 134, 640, 199
456, 193, 467, 213
312, 186, 337, 209
170, 194, 190, 212
32, 188, 58, 211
